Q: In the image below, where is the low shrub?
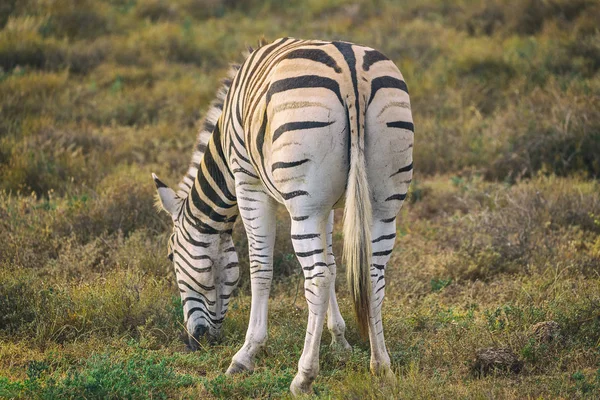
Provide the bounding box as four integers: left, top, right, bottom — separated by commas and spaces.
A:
0, 347, 198, 399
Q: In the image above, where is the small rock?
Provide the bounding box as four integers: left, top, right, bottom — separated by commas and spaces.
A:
472, 347, 523, 377
531, 321, 561, 343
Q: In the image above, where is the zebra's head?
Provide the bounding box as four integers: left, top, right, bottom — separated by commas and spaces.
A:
152, 173, 239, 349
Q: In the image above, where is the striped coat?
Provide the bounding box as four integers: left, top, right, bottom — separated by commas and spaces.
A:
153, 37, 413, 395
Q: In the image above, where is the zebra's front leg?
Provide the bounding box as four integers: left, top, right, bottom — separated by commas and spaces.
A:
226, 187, 277, 375
289, 212, 332, 395
325, 211, 351, 351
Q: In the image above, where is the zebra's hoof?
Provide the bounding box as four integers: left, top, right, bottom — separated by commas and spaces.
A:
370, 363, 396, 383
225, 360, 252, 375
290, 374, 314, 396
329, 339, 352, 363
330, 336, 352, 351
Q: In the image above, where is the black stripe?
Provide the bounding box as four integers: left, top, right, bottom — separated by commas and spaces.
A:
291, 233, 320, 240
296, 249, 324, 257
173, 243, 211, 261
381, 217, 395, 223
281, 190, 309, 200
305, 272, 326, 280
174, 251, 212, 274
303, 261, 328, 271
373, 249, 393, 257
182, 296, 214, 308
267, 75, 344, 105
362, 49, 389, 71
251, 268, 273, 275
232, 167, 259, 179
272, 159, 310, 172
187, 307, 219, 320
372, 233, 396, 243
189, 184, 230, 223
390, 162, 413, 177
196, 142, 207, 152
292, 215, 309, 221
223, 277, 240, 286
385, 193, 407, 201
188, 307, 224, 324
198, 160, 236, 210
368, 76, 409, 105
387, 120, 414, 132
272, 121, 333, 143
205, 124, 237, 200
179, 223, 212, 246
176, 262, 215, 291
203, 120, 215, 133
253, 110, 281, 200
182, 203, 220, 234
333, 41, 361, 140
286, 48, 342, 73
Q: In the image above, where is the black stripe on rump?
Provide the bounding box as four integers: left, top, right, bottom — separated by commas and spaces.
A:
362, 49, 389, 71
272, 121, 333, 143
272, 159, 310, 172
390, 162, 413, 177
368, 76, 409, 105
267, 75, 344, 106
385, 193, 407, 201
332, 41, 360, 140
387, 120, 414, 132
286, 48, 342, 73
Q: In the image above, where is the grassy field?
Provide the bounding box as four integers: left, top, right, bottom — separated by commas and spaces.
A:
1, 0, 600, 398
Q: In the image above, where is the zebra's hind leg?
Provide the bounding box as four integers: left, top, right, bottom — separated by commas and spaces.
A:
226, 186, 277, 375
367, 215, 397, 379
289, 211, 333, 396
325, 211, 351, 351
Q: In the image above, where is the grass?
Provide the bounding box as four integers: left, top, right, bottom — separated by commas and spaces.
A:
1, 0, 599, 398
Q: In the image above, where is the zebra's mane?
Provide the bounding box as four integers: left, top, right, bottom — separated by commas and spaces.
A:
176, 40, 269, 198
176, 63, 239, 197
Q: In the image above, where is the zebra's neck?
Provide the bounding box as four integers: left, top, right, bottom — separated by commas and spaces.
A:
182, 121, 238, 234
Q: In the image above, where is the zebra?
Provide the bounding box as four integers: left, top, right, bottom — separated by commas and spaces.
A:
152, 37, 413, 395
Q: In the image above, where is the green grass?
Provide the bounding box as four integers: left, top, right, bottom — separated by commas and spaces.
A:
1, 0, 600, 398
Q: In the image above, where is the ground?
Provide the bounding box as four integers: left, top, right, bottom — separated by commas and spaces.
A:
1, 0, 600, 399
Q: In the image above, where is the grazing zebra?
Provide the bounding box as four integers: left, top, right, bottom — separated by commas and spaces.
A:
153, 37, 413, 395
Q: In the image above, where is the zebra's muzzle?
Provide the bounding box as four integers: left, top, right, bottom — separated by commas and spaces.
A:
187, 324, 208, 351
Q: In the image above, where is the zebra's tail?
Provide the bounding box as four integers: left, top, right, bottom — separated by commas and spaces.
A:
343, 90, 372, 340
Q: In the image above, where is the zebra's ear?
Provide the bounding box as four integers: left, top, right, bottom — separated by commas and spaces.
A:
152, 173, 180, 216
